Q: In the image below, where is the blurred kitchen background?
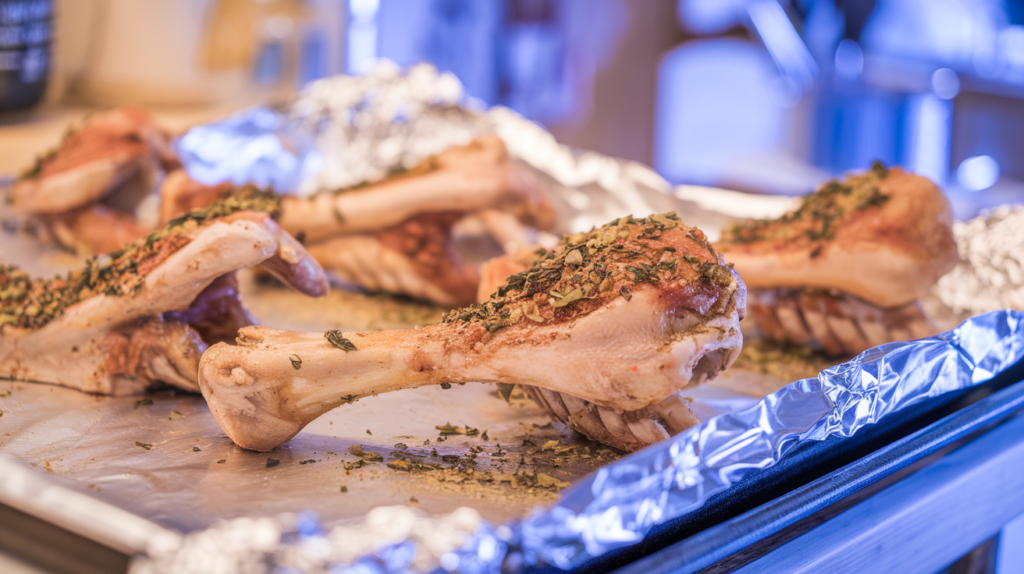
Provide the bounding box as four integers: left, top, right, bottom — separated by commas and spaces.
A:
4, 0, 1024, 219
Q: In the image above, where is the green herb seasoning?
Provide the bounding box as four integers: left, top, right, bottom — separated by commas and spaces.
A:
442, 211, 733, 332
325, 330, 357, 351
348, 444, 383, 462
0, 189, 280, 332
721, 161, 892, 246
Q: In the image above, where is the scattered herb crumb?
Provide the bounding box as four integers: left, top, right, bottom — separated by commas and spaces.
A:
340, 486, 348, 493
216, 459, 226, 464
496, 383, 516, 402
343, 460, 366, 471
410, 496, 419, 504
325, 329, 357, 351
134, 399, 153, 409
299, 459, 316, 465
135, 441, 152, 450
440, 382, 452, 389
394, 443, 408, 450
192, 447, 201, 452
289, 354, 302, 370
266, 458, 280, 468
168, 410, 183, 420
436, 422, 462, 436
348, 445, 383, 461
366, 429, 372, 436
481, 430, 489, 441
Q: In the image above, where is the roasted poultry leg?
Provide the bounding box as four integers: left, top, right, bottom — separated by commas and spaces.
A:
200, 213, 746, 451
716, 163, 957, 356
0, 193, 328, 395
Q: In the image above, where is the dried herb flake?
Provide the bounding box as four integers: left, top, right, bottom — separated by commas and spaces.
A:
325, 330, 357, 351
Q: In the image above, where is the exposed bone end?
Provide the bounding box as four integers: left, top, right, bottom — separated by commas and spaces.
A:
259, 218, 330, 298
199, 340, 307, 452
198, 325, 401, 451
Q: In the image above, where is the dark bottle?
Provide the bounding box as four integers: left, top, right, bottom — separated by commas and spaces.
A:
0, 0, 50, 111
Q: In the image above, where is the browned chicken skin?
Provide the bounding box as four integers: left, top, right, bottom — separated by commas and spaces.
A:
716, 163, 957, 355
0, 193, 328, 396
198, 213, 746, 452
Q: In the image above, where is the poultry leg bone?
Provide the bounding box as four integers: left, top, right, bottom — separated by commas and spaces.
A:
0, 191, 328, 395
200, 213, 746, 451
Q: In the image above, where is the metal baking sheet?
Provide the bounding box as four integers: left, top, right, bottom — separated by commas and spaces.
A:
0, 89, 901, 562
0, 268, 798, 535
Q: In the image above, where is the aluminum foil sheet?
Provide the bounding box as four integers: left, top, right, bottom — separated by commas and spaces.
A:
176, 106, 323, 194
129, 310, 1024, 573
935, 204, 1024, 315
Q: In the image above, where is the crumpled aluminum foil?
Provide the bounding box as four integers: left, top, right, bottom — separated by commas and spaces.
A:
176, 107, 323, 194
935, 204, 1024, 315
131, 310, 1024, 573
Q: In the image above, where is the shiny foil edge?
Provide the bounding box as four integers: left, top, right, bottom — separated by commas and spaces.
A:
130, 310, 1024, 573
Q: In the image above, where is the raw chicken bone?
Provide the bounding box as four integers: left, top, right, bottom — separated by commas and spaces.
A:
199, 212, 746, 451
0, 192, 328, 396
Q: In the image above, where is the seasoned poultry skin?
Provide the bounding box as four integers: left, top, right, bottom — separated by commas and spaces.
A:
199, 212, 746, 451
0, 192, 328, 396
717, 164, 957, 308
